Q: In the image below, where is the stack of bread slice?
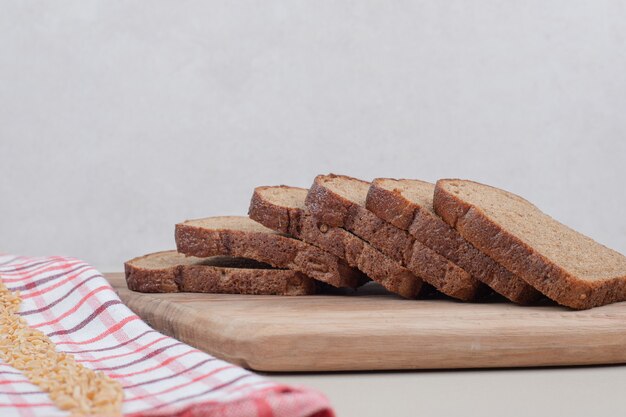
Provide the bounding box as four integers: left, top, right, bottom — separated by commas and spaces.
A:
125, 174, 626, 309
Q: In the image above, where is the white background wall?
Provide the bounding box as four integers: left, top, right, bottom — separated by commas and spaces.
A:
1, 1, 625, 271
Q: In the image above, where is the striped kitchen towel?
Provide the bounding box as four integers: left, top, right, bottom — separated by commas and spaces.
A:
0, 254, 334, 417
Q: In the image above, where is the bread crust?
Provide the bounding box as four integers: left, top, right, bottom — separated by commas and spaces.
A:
305, 174, 481, 301
125, 251, 316, 295
433, 179, 626, 309
366, 179, 540, 304
249, 185, 303, 236
125, 253, 179, 293
175, 217, 362, 288
249, 186, 422, 298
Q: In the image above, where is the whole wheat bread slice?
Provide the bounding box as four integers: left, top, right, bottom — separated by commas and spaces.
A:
434, 179, 626, 309
175, 216, 362, 288
249, 185, 423, 298
306, 174, 481, 301
366, 178, 540, 304
125, 250, 316, 295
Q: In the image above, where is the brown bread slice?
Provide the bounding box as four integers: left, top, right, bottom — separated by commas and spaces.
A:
434, 179, 626, 309
175, 216, 362, 288
366, 178, 540, 304
306, 174, 481, 301
249, 185, 423, 298
125, 250, 316, 295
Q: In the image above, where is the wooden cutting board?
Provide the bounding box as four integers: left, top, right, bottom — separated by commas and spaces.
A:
107, 273, 626, 372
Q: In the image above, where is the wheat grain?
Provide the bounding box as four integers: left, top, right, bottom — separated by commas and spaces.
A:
0, 277, 124, 415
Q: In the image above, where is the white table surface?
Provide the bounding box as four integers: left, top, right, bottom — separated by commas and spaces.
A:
269, 365, 626, 417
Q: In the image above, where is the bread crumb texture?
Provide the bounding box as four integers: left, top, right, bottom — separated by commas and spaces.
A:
0, 277, 124, 415
445, 179, 626, 281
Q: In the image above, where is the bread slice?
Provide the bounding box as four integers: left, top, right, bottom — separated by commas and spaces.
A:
125, 250, 316, 295
366, 178, 540, 304
249, 185, 423, 298
306, 174, 481, 301
434, 179, 626, 309
175, 216, 362, 288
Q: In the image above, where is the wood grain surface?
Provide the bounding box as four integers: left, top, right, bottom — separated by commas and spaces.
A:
107, 273, 626, 372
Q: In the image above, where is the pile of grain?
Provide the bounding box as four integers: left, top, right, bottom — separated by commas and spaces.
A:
0, 278, 124, 415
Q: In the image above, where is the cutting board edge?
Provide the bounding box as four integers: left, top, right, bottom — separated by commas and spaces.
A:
119, 288, 263, 365
108, 273, 626, 372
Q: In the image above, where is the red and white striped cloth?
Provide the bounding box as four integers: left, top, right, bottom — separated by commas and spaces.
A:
0, 254, 334, 417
